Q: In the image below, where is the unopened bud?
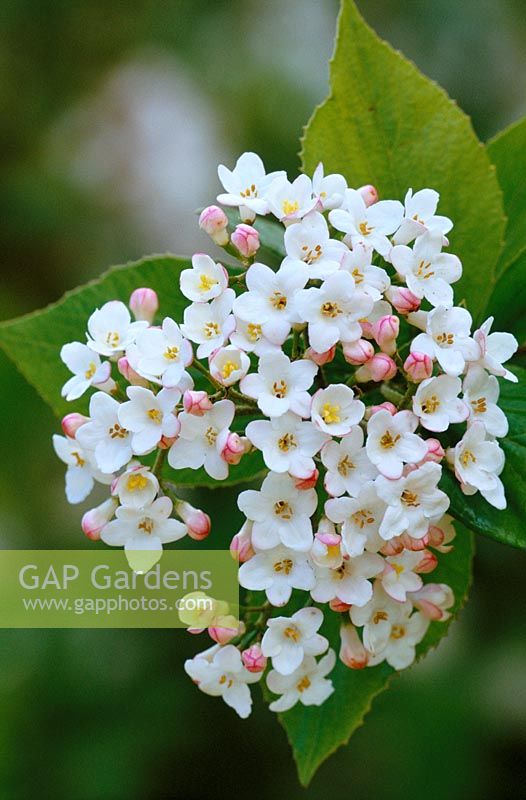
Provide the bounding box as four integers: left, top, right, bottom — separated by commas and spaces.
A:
81, 497, 118, 541
358, 184, 378, 207
409, 583, 454, 621
208, 626, 239, 645
306, 346, 336, 366
221, 432, 247, 465
342, 339, 374, 366
199, 205, 229, 245
117, 357, 149, 387
242, 644, 267, 673
183, 389, 213, 416
366, 401, 397, 419
371, 315, 399, 356
293, 468, 319, 490
404, 351, 433, 382
421, 438, 445, 464
231, 224, 260, 258
129, 288, 158, 323
176, 500, 211, 541
339, 624, 369, 669
61, 413, 89, 438
355, 354, 397, 383
230, 521, 254, 563
386, 286, 421, 314
415, 549, 438, 574
329, 598, 352, 613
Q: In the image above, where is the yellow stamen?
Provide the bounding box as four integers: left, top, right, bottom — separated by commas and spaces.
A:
199, 274, 218, 292
127, 473, 149, 492
321, 403, 341, 424
282, 199, 299, 216
221, 360, 238, 380
147, 408, 162, 424
274, 500, 293, 520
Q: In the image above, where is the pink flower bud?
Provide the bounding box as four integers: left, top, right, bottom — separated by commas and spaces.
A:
183, 390, 213, 416
221, 432, 246, 465
386, 286, 421, 314
366, 401, 397, 418
305, 346, 336, 366
404, 351, 433, 383
329, 598, 352, 613
380, 538, 404, 556
230, 521, 254, 563
199, 205, 229, 245
415, 550, 438, 574
409, 583, 454, 621
176, 500, 211, 541
208, 626, 238, 645
339, 624, 369, 669
231, 224, 260, 258
371, 315, 399, 356
61, 413, 90, 438
158, 434, 178, 450
356, 354, 397, 383
357, 184, 378, 207
293, 468, 319, 490
242, 644, 267, 673
428, 516, 456, 553
129, 288, 158, 323
117, 357, 149, 387
420, 438, 445, 464
398, 532, 429, 551
342, 339, 375, 366
81, 498, 117, 541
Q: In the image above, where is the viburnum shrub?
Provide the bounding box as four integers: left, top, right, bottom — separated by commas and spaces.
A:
52, 148, 517, 717
2, 0, 525, 784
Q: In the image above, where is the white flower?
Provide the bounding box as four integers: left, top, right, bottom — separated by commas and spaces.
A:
118, 386, 180, 454
329, 188, 404, 256
229, 318, 280, 356
86, 300, 148, 357
179, 253, 228, 302
380, 550, 426, 602
132, 317, 193, 388
350, 583, 428, 668
60, 342, 111, 401
390, 231, 462, 307
168, 399, 235, 480
375, 462, 450, 540
245, 413, 328, 478
462, 366, 508, 438
413, 374, 468, 432
282, 211, 346, 279
52, 434, 112, 503
265, 174, 317, 222
240, 351, 317, 418
321, 427, 378, 497
233, 261, 308, 345
366, 409, 428, 479
181, 289, 236, 359
393, 188, 453, 246
238, 545, 316, 606
209, 345, 250, 387
311, 162, 347, 210
217, 151, 285, 220
76, 392, 134, 473
185, 644, 261, 719
411, 305, 478, 376
267, 650, 336, 712
101, 496, 187, 569
340, 244, 390, 301
325, 482, 386, 557
262, 607, 328, 675
296, 271, 374, 353
238, 472, 317, 552
112, 463, 159, 509
311, 552, 383, 606
454, 421, 506, 509
311, 384, 365, 436
470, 316, 518, 382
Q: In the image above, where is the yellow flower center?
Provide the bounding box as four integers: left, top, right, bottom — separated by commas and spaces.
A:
127, 473, 149, 492
273, 558, 293, 575
138, 517, 154, 535
321, 301, 342, 318
460, 449, 477, 467
351, 509, 375, 529
416, 259, 434, 279
435, 331, 455, 346
270, 291, 288, 311
205, 426, 218, 446
283, 626, 300, 641
199, 274, 218, 292
85, 362, 97, 380
391, 624, 406, 640
321, 403, 341, 424
401, 489, 420, 507
147, 408, 162, 424
272, 380, 288, 398
240, 183, 258, 199
108, 423, 128, 440
72, 451, 85, 468
247, 323, 262, 342
282, 199, 299, 216
105, 331, 121, 348
373, 610, 388, 624
204, 322, 220, 339
274, 500, 293, 519
380, 430, 400, 449
221, 360, 238, 380
471, 397, 487, 414
301, 244, 323, 264
359, 221, 374, 236
337, 455, 355, 476
278, 433, 297, 452
164, 345, 180, 361
421, 394, 440, 414
297, 676, 311, 693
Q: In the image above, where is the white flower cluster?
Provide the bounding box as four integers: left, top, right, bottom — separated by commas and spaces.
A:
53, 151, 518, 720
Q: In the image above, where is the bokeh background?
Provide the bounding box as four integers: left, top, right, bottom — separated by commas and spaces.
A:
1, 1, 526, 797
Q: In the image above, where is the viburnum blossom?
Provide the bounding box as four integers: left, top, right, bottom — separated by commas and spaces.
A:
52, 152, 519, 720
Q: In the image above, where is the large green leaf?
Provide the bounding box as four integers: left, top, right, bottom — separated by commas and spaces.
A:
485, 118, 526, 344
0, 254, 266, 488
442, 365, 526, 551
279, 523, 474, 786
301, 0, 505, 325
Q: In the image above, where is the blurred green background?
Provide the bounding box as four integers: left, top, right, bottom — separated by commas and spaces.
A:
1, 1, 525, 797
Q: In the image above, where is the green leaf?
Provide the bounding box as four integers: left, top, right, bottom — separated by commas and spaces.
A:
485, 118, 526, 344
301, 0, 505, 325
278, 523, 474, 786
443, 365, 526, 551
0, 253, 267, 489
